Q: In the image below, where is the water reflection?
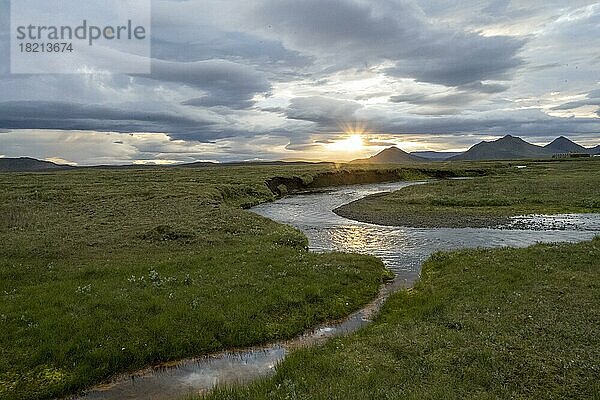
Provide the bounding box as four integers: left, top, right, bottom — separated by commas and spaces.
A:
72, 180, 600, 400
254, 181, 600, 286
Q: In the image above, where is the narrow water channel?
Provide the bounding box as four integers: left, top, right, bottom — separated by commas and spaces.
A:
73, 181, 600, 400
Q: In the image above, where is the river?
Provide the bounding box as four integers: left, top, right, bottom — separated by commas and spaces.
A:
73, 180, 600, 400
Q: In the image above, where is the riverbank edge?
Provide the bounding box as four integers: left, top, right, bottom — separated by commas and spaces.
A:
333, 191, 511, 229
204, 236, 600, 399
63, 169, 477, 399
263, 165, 493, 199
64, 273, 402, 400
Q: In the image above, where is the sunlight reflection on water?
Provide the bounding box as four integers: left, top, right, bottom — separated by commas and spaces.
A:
254, 181, 600, 285
73, 180, 600, 400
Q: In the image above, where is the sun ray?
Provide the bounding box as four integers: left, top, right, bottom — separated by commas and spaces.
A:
327, 134, 365, 152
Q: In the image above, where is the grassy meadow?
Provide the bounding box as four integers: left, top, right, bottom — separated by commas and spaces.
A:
0, 162, 491, 400
207, 237, 600, 400
200, 159, 600, 400
2, 159, 597, 399
335, 159, 600, 227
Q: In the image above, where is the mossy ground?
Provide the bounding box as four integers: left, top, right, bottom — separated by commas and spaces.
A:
335, 160, 600, 227
0, 163, 489, 400
202, 160, 600, 400
207, 237, 600, 400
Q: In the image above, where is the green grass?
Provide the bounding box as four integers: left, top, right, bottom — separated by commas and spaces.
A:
335, 160, 600, 227
206, 237, 600, 400
0, 162, 494, 400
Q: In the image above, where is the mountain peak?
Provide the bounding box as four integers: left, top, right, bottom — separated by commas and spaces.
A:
451, 134, 599, 161
451, 135, 546, 161
498, 134, 524, 142
379, 146, 405, 154
544, 136, 586, 153
351, 146, 425, 164
550, 136, 573, 144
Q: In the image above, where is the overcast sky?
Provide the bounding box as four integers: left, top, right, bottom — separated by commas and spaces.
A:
1, 0, 599, 165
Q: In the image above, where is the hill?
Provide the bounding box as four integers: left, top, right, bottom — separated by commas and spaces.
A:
544, 136, 589, 154
449, 135, 551, 161
0, 157, 72, 172
351, 146, 425, 164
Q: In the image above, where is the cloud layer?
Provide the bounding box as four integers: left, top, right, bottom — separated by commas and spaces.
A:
0, 0, 599, 163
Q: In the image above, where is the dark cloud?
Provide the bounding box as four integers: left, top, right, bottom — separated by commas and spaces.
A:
285, 96, 362, 125
355, 92, 390, 100
364, 140, 397, 147
284, 101, 600, 139
258, 106, 286, 114
0, 101, 227, 139
0, 0, 598, 163
253, 0, 526, 88
145, 59, 271, 109
254, 0, 400, 50
552, 90, 600, 110
482, 0, 511, 15
379, 109, 600, 137
384, 33, 524, 86
390, 92, 476, 107
285, 143, 323, 151
525, 62, 562, 72
410, 108, 463, 116
282, 95, 600, 142
182, 96, 256, 110
461, 82, 509, 94
149, 59, 269, 92
389, 82, 508, 114
151, 34, 311, 70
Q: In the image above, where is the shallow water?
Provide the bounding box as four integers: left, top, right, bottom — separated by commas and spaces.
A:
73, 181, 600, 400
253, 181, 600, 284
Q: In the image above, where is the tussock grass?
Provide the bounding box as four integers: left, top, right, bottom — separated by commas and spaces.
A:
0, 163, 490, 399
335, 159, 600, 228
206, 237, 600, 400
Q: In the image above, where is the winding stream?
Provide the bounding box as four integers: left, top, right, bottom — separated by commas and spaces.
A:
73, 180, 600, 400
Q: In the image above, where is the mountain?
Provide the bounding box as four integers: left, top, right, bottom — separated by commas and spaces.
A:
351, 146, 426, 164
410, 151, 463, 160
590, 145, 600, 155
449, 135, 551, 161
0, 157, 72, 172
544, 136, 588, 154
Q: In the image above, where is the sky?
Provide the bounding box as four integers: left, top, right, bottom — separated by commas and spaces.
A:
1, 0, 600, 165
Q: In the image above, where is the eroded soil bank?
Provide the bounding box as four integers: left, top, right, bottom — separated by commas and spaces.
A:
264, 165, 492, 197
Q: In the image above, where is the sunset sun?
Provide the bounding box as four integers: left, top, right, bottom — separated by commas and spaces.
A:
327, 134, 364, 153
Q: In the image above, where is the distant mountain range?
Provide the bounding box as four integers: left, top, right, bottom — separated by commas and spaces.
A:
354, 135, 599, 164
351, 146, 426, 164
449, 135, 599, 161
2, 136, 599, 172
0, 157, 73, 172
0, 157, 328, 172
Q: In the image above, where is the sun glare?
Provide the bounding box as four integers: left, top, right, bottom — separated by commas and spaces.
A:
328, 134, 364, 152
